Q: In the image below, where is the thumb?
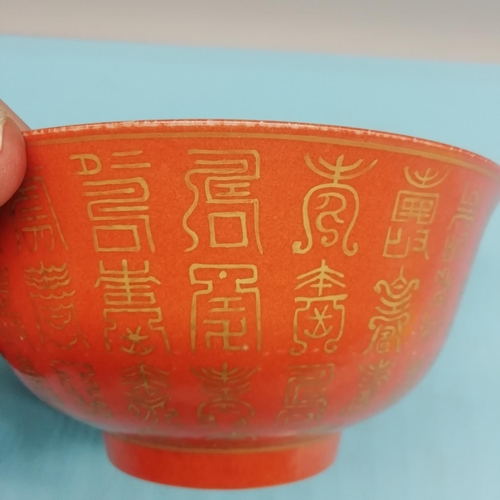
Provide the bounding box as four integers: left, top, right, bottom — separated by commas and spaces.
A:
0, 100, 30, 206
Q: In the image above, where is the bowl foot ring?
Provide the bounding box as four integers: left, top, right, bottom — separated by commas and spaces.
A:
103, 432, 341, 489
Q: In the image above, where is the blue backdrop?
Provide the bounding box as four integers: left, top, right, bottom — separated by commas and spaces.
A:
1, 35, 500, 500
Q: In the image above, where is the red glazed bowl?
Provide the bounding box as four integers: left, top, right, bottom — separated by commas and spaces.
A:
0, 119, 499, 489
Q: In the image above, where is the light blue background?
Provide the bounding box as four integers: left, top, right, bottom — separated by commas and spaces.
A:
1, 35, 500, 500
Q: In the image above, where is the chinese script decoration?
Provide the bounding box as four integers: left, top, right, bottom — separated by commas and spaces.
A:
291, 260, 347, 356
183, 149, 263, 254
293, 154, 377, 256
383, 167, 448, 259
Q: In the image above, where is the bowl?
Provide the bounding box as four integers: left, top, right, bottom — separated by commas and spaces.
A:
0, 119, 498, 489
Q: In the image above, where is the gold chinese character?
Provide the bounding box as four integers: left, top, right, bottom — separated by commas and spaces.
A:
364, 266, 420, 355
16, 356, 41, 378
359, 359, 393, 391
110, 150, 151, 170
95, 259, 170, 355
121, 363, 178, 425
95, 259, 160, 305
182, 149, 263, 253
71, 150, 151, 174
293, 154, 377, 256
343, 359, 393, 415
83, 178, 155, 253
24, 262, 88, 349
383, 227, 430, 259
15, 356, 64, 407
11, 176, 68, 253
0, 268, 28, 344
292, 260, 347, 356
51, 361, 112, 417
443, 187, 480, 261
383, 167, 448, 259
419, 267, 451, 339
190, 264, 261, 352
403, 167, 449, 190
276, 364, 335, 426
192, 363, 258, 431
434, 268, 452, 304
391, 191, 438, 224
70, 153, 103, 176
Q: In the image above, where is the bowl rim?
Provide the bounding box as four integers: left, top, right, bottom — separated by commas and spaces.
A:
23, 118, 500, 175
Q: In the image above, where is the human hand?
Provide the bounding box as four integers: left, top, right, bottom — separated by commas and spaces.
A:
0, 101, 29, 206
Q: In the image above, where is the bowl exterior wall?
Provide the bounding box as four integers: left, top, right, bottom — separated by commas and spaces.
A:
1, 121, 498, 448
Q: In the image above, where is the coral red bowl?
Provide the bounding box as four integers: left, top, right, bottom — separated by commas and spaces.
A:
0, 119, 499, 489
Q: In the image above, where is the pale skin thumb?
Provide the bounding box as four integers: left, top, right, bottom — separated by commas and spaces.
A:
0, 100, 29, 206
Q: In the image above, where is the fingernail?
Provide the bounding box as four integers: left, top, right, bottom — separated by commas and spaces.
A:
0, 100, 30, 138
0, 106, 7, 152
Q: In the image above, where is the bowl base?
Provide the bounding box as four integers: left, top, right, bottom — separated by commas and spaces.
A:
103, 432, 341, 489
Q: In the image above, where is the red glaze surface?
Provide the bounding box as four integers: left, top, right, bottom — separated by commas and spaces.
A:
104, 433, 341, 489
0, 120, 499, 489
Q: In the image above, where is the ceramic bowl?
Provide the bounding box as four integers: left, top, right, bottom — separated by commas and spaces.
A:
0, 120, 498, 489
